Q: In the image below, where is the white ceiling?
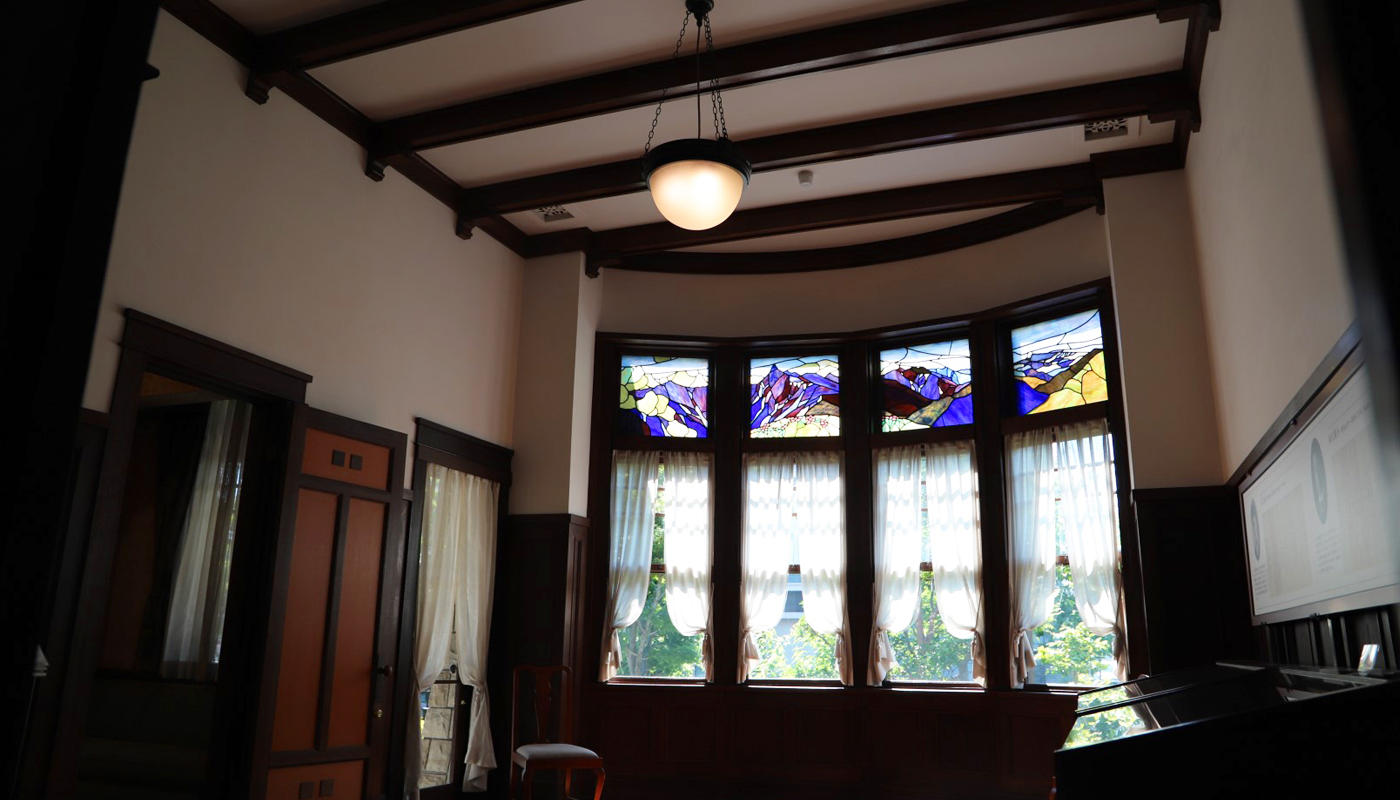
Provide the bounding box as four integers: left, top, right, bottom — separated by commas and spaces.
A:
211, 1, 1190, 250
504, 117, 1170, 234
310, 0, 954, 117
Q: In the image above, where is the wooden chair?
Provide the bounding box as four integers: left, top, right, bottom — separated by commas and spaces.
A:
509, 665, 604, 800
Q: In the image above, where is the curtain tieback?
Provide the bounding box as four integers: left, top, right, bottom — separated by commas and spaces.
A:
600, 627, 624, 681
870, 629, 897, 684
833, 631, 852, 686
739, 629, 760, 682
1012, 628, 1038, 683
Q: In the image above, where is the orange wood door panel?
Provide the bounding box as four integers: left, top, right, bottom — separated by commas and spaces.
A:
271, 488, 338, 752
266, 760, 364, 800
258, 409, 406, 800
302, 428, 391, 491
327, 498, 387, 748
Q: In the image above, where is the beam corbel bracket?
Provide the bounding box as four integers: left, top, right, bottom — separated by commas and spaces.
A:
1156, 0, 1221, 31
244, 72, 276, 104
456, 210, 495, 240
585, 254, 619, 279
365, 151, 394, 182
1146, 104, 1201, 133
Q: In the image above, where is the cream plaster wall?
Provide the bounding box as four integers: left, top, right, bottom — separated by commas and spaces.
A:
84, 12, 525, 486
1185, 0, 1354, 477
1104, 172, 1222, 488
510, 252, 598, 516
598, 209, 1111, 337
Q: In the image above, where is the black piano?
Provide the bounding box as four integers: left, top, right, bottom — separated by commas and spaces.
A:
1053, 662, 1400, 796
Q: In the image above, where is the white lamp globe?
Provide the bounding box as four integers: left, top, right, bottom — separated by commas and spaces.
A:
642, 139, 751, 231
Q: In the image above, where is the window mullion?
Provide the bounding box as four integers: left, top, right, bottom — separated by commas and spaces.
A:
970, 317, 1013, 690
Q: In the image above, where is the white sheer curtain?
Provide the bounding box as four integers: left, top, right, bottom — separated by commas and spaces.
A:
869, 445, 922, 685
600, 450, 660, 680
1006, 427, 1058, 688
662, 452, 714, 680
452, 473, 500, 791
161, 399, 250, 681
1055, 419, 1127, 681
792, 451, 851, 685
408, 463, 501, 795
927, 440, 985, 684
739, 453, 796, 683
739, 452, 850, 685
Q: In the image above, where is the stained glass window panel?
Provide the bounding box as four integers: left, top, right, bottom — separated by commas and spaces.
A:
1010, 310, 1109, 415
879, 339, 973, 432
618, 356, 709, 438
749, 355, 841, 438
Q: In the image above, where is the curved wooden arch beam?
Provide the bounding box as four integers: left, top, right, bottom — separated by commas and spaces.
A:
586, 199, 1093, 277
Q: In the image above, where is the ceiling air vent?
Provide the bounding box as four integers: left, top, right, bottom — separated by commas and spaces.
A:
534, 204, 575, 223
1083, 118, 1129, 142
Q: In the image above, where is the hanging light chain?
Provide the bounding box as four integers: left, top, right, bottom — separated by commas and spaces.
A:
643, 11, 693, 156
704, 15, 729, 140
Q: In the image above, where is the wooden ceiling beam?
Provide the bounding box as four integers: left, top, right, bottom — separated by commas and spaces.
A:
379, 0, 1163, 150
552, 164, 1102, 259
588, 199, 1097, 275
459, 71, 1197, 221
256, 0, 586, 73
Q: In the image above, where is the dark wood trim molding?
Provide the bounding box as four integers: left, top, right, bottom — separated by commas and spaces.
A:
589, 200, 1094, 275
463, 72, 1195, 217
413, 417, 515, 486
380, 0, 1167, 150
122, 309, 311, 402
1167, 1, 1220, 164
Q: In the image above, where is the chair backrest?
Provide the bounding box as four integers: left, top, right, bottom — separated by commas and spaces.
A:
511, 664, 572, 751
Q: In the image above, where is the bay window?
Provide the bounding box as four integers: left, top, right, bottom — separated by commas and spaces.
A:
592, 284, 1139, 691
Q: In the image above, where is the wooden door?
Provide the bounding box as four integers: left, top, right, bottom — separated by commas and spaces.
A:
253, 408, 408, 800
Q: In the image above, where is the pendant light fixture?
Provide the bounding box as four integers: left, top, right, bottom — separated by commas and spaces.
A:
640, 0, 750, 231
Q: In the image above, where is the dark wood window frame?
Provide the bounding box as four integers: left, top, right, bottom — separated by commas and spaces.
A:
395, 418, 513, 799
586, 279, 1146, 695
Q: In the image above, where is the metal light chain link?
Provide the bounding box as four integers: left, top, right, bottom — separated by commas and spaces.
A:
643, 11, 693, 156
705, 16, 729, 139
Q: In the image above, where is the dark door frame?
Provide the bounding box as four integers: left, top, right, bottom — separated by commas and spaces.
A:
42, 310, 310, 799
395, 418, 513, 799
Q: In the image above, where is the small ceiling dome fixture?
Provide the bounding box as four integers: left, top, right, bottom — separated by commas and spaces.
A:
640, 0, 750, 231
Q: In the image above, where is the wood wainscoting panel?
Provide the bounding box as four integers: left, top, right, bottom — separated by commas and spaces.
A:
791, 707, 859, 772
327, 498, 387, 748
302, 428, 391, 491
662, 703, 716, 763
272, 488, 338, 752
728, 705, 786, 773
266, 760, 364, 800
933, 711, 996, 775
577, 681, 1075, 800
864, 709, 923, 766
1007, 714, 1061, 779
598, 702, 652, 764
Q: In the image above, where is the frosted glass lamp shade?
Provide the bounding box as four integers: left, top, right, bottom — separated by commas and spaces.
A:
642, 138, 751, 231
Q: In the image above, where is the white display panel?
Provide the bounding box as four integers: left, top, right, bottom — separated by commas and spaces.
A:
1242, 366, 1398, 620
